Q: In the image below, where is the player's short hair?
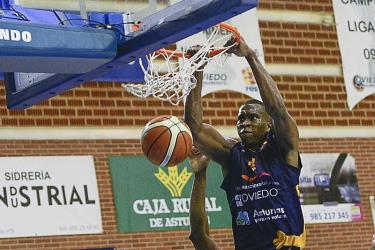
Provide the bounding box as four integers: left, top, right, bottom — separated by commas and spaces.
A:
239, 99, 269, 119
241, 99, 264, 107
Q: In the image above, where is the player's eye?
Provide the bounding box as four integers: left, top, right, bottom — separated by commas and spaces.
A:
238, 114, 245, 121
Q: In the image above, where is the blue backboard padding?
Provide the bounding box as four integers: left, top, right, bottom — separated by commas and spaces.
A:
0, 20, 118, 73
5, 0, 257, 109
89, 13, 107, 26
96, 58, 147, 83
1, 0, 10, 9
117, 0, 257, 62
12, 5, 60, 24
63, 12, 87, 26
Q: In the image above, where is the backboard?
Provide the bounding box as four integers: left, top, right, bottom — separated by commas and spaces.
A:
1, 0, 258, 109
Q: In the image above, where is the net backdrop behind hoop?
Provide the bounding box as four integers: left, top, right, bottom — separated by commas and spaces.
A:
122, 23, 240, 105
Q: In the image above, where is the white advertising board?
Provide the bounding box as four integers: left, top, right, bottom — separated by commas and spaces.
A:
299, 153, 362, 224
0, 156, 102, 238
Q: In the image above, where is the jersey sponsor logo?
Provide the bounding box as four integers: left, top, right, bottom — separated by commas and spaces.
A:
247, 158, 256, 171
253, 207, 288, 224
236, 211, 251, 226
241, 180, 280, 190
235, 187, 279, 206
242, 172, 271, 184
253, 207, 285, 218
235, 194, 243, 207
0, 28, 32, 42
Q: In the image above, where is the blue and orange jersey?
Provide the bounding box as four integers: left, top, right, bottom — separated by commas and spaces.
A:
221, 131, 306, 250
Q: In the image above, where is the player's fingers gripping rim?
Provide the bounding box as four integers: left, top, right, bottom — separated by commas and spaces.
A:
224, 35, 239, 54
186, 45, 203, 58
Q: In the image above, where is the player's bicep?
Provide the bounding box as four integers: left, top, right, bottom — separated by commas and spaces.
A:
192, 123, 235, 166
272, 113, 300, 167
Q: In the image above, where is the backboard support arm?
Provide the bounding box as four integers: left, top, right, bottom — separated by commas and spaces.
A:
78, 0, 88, 20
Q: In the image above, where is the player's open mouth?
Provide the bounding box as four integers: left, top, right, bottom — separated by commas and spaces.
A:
240, 130, 253, 135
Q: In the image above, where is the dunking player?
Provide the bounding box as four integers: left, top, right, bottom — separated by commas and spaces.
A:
188, 147, 219, 250
184, 37, 306, 249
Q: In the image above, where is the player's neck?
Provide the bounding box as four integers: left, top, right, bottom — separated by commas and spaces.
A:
246, 143, 263, 153
244, 134, 268, 153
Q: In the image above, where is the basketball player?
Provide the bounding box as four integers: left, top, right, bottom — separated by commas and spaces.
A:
188, 147, 219, 250
184, 37, 305, 249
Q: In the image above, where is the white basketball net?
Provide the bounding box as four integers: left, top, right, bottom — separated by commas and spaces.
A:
122, 23, 239, 105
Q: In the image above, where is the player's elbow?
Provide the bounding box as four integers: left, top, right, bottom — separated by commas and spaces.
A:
187, 125, 205, 145
184, 112, 203, 131
189, 232, 206, 247
185, 119, 203, 135
189, 232, 198, 244
189, 125, 202, 137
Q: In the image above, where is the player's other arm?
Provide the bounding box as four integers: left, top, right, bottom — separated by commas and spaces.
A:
184, 69, 235, 176
189, 149, 219, 250
229, 37, 299, 168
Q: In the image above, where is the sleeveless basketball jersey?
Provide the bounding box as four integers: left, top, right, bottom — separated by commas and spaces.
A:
221, 132, 306, 250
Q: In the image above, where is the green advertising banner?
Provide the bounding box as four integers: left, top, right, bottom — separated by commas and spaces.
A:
109, 156, 231, 232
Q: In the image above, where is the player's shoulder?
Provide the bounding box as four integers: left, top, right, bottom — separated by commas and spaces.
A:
225, 137, 239, 148
220, 138, 239, 176
223, 137, 240, 161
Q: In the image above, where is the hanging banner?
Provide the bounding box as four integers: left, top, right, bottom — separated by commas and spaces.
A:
177, 8, 264, 100
332, 0, 375, 110
299, 153, 362, 224
109, 156, 231, 232
0, 156, 102, 238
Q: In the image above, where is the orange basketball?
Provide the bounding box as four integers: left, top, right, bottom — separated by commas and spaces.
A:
141, 115, 193, 167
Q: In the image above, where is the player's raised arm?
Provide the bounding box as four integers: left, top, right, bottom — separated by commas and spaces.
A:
188, 147, 219, 250
184, 50, 235, 174
228, 37, 299, 168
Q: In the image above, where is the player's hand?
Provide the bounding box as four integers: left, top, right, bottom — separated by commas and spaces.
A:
371, 234, 375, 250
186, 45, 202, 57
226, 36, 255, 58
186, 45, 208, 70
189, 146, 210, 173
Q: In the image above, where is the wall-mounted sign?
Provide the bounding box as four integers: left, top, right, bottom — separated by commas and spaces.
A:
300, 153, 362, 224
109, 156, 230, 232
0, 156, 102, 238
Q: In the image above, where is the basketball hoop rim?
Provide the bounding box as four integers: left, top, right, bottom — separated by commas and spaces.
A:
154, 22, 241, 58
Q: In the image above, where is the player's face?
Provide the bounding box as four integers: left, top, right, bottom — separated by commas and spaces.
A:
237, 104, 270, 146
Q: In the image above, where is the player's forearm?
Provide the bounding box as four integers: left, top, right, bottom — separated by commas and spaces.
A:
245, 52, 287, 118
184, 71, 204, 135
190, 169, 209, 236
